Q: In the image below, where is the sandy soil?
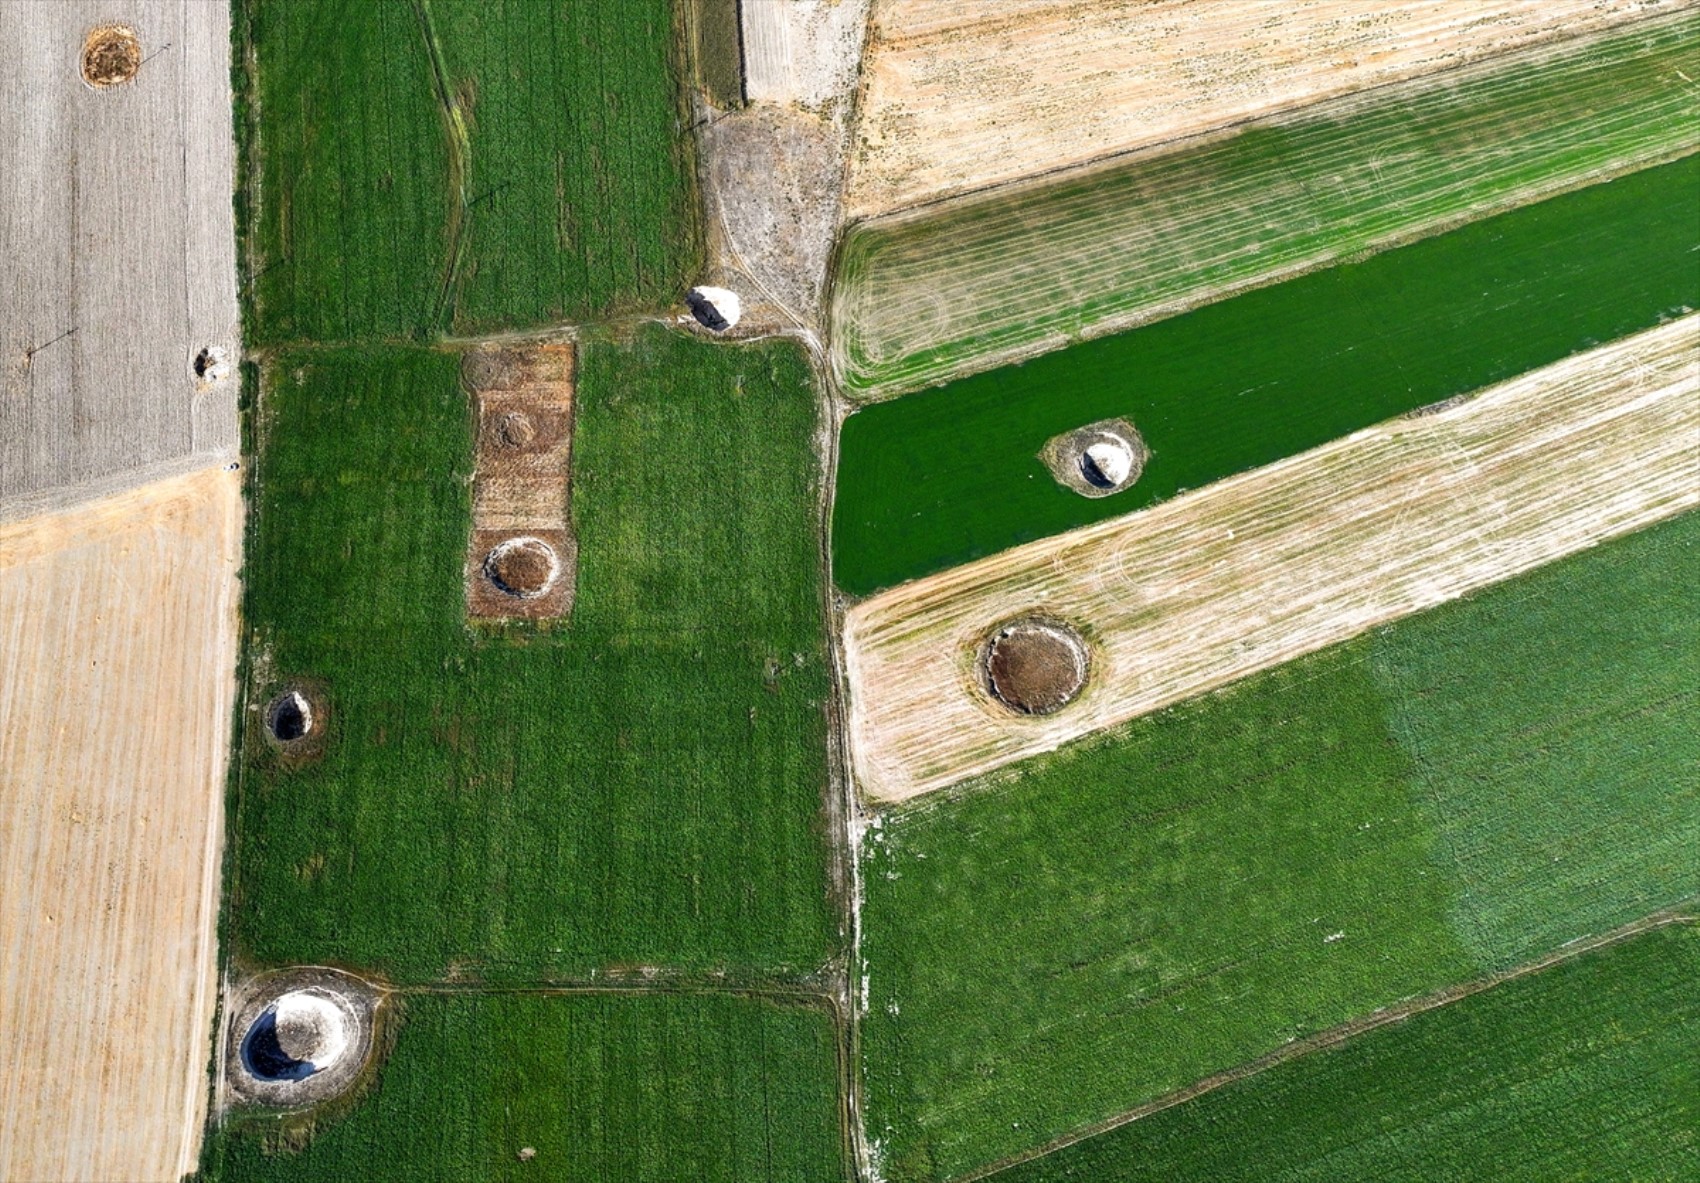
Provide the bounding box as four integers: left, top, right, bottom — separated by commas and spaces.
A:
842, 317, 1700, 805
742, 0, 872, 107
0, 0, 239, 505
464, 345, 578, 620
0, 463, 242, 1182
844, 0, 1687, 219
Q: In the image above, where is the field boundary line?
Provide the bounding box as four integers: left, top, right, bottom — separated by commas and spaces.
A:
844, 317, 1700, 804
963, 908, 1699, 1183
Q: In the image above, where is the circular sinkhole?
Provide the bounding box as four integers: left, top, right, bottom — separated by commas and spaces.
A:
490, 410, 536, 450
241, 991, 351, 1083
483, 536, 560, 599
193, 346, 231, 383
981, 619, 1089, 716
81, 24, 141, 88
1080, 438, 1135, 489
264, 690, 315, 744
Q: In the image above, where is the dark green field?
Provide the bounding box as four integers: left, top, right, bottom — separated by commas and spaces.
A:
200, 992, 847, 1182
238, 0, 700, 346
832, 154, 1700, 595
993, 925, 1700, 1183
229, 327, 835, 983
859, 511, 1700, 1181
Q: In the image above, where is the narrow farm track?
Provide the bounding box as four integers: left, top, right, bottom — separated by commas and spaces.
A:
846, 0, 1691, 219
966, 908, 1699, 1182
844, 316, 1700, 804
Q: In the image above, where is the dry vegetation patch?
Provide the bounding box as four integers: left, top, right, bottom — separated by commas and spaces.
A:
846, 0, 1682, 218
0, 465, 241, 1182
80, 23, 141, 87
843, 317, 1700, 804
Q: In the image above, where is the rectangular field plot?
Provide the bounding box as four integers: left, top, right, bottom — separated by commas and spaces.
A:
201, 992, 848, 1181
241, 0, 699, 345
995, 925, 1700, 1183
832, 11, 1700, 399
845, 319, 1699, 803
230, 328, 835, 983
831, 153, 1700, 596
857, 511, 1700, 1181
846, 0, 1673, 219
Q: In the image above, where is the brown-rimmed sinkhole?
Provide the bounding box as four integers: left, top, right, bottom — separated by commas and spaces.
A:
80, 24, 141, 88
482, 535, 560, 599
1041, 417, 1149, 498
981, 619, 1090, 715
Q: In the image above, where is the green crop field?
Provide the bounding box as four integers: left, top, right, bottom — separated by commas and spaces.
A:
228, 327, 835, 983
237, 0, 701, 346
993, 924, 1700, 1183
832, 153, 1700, 596
830, 12, 1700, 400
199, 992, 848, 1182
858, 511, 1700, 1181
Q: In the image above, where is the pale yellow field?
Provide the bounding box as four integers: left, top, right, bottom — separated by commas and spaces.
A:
0, 464, 241, 1182
843, 317, 1700, 805
844, 0, 1686, 218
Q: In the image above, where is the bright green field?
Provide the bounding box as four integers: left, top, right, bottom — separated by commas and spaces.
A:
198, 992, 847, 1182
238, 0, 700, 346
831, 153, 1700, 596
994, 925, 1700, 1183
831, 12, 1700, 399
859, 511, 1700, 1181
229, 327, 835, 983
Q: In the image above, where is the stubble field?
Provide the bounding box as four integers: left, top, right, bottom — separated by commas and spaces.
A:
844, 0, 1679, 218
831, 12, 1700, 399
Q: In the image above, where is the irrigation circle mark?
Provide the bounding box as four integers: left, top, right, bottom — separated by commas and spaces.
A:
80, 24, 141, 88
981, 619, 1089, 716
483, 536, 560, 599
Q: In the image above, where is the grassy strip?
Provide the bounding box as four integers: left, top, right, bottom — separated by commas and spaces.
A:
229, 328, 835, 982
831, 12, 1700, 399
691, 0, 745, 109
199, 992, 846, 1181
991, 924, 1699, 1183
859, 511, 1700, 1181
244, 0, 700, 345
832, 153, 1700, 596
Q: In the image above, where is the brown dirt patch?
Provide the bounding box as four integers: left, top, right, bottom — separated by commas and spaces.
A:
463, 345, 576, 621
80, 24, 140, 88
983, 620, 1088, 716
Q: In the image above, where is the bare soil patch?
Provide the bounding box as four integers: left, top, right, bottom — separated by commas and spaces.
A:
463, 345, 576, 621
845, 0, 1679, 218
80, 24, 140, 88
843, 318, 1700, 804
983, 620, 1088, 715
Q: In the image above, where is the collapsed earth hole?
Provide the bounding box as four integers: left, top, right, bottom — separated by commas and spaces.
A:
227, 969, 379, 1108
264, 689, 315, 744
686, 285, 742, 332
80, 24, 141, 88
490, 409, 536, 449
981, 619, 1089, 716
193, 346, 230, 383
483, 536, 559, 599
1041, 418, 1149, 498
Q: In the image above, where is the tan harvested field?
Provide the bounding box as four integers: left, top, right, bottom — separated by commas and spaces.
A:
0, 464, 242, 1182
844, 0, 1687, 219
843, 317, 1700, 805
